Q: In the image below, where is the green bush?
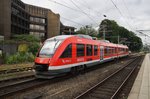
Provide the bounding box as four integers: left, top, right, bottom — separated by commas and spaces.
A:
18, 44, 28, 53
12, 34, 40, 42
5, 52, 35, 64
28, 42, 40, 55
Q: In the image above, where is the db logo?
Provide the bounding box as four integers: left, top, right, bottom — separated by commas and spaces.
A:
62, 60, 65, 63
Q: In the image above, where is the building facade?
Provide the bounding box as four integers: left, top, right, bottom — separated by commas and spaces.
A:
0, 0, 60, 40
60, 23, 76, 35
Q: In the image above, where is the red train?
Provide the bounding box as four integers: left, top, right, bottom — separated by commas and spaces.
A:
34, 35, 129, 78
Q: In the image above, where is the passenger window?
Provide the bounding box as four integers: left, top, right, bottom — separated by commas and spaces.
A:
94, 45, 98, 55
86, 45, 92, 56
77, 44, 85, 57
60, 44, 72, 58
104, 47, 107, 56
115, 48, 117, 53
104, 47, 110, 56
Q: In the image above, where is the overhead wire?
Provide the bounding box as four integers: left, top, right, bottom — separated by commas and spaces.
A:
121, 0, 138, 33
121, 0, 150, 40
121, 0, 133, 21
61, 17, 84, 26
48, 0, 99, 26
75, 0, 103, 18
47, 0, 80, 12
109, 0, 150, 42
69, 0, 99, 26
109, 0, 135, 31
48, 0, 150, 40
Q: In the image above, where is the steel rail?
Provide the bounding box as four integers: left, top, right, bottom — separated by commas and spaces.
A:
74, 56, 143, 99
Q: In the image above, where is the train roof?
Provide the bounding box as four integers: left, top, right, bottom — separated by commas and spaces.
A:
46, 35, 128, 48
98, 40, 128, 48
46, 35, 74, 41
46, 35, 93, 41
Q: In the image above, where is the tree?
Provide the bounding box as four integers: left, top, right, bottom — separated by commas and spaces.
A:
142, 45, 150, 52
76, 26, 97, 37
98, 19, 143, 52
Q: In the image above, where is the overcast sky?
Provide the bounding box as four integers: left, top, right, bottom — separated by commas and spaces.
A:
22, 0, 150, 44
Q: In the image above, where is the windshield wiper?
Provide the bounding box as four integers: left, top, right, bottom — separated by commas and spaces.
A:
53, 41, 59, 49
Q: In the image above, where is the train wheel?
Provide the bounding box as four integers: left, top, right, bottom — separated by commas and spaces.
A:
79, 65, 86, 74
70, 65, 86, 75
70, 67, 78, 75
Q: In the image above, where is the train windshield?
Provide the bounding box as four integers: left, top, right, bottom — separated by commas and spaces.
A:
39, 40, 62, 58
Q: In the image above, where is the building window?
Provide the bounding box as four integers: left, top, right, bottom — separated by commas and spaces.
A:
30, 17, 34, 21
39, 26, 45, 30
39, 19, 45, 23
60, 44, 72, 58
30, 32, 45, 39
39, 33, 45, 38
94, 45, 98, 55
86, 45, 92, 56
12, 7, 19, 15
77, 44, 85, 57
30, 24, 45, 31
30, 17, 46, 24
30, 24, 34, 29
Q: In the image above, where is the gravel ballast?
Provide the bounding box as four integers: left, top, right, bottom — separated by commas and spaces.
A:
7, 58, 133, 99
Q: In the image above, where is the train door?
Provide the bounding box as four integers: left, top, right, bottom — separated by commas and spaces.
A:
100, 46, 104, 60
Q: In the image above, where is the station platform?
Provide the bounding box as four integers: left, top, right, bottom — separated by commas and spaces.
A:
128, 53, 150, 99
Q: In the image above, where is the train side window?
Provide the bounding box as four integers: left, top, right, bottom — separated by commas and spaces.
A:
109, 47, 112, 54
107, 47, 110, 55
77, 44, 85, 57
94, 45, 98, 55
60, 44, 72, 58
115, 48, 117, 53
104, 47, 108, 56
127, 49, 128, 52
86, 45, 92, 56
112, 48, 114, 54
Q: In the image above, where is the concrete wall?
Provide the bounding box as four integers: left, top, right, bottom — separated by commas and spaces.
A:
26, 4, 60, 39
25, 4, 47, 18
0, 0, 11, 40
0, 0, 60, 40
0, 43, 18, 56
47, 10, 60, 38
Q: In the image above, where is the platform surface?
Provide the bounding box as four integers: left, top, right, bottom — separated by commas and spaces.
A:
128, 53, 150, 99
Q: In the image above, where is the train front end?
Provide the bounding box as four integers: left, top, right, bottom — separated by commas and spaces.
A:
34, 38, 63, 78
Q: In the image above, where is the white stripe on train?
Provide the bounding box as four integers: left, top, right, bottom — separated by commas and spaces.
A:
48, 54, 128, 70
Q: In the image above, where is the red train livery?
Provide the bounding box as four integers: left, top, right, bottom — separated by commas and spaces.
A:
34, 35, 129, 78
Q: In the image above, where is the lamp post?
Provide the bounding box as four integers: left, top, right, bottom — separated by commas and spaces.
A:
85, 25, 89, 35
69, 28, 71, 35
103, 15, 107, 40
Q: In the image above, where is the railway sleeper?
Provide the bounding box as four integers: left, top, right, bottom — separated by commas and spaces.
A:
92, 90, 114, 96
100, 86, 118, 90
96, 88, 116, 93
87, 95, 100, 99
103, 81, 121, 85
90, 93, 111, 99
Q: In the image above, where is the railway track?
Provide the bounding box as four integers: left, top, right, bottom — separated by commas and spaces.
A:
0, 75, 35, 89
0, 67, 33, 75
0, 74, 34, 83
0, 55, 141, 98
75, 55, 144, 99
0, 74, 71, 98
0, 78, 44, 97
